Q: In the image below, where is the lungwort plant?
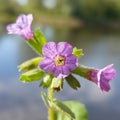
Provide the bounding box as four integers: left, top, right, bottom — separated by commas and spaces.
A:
6, 14, 116, 120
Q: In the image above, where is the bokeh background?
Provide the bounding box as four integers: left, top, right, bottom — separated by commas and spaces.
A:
0, 0, 120, 120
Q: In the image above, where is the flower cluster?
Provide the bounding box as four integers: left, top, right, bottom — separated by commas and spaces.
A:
6, 13, 116, 92
6, 13, 117, 120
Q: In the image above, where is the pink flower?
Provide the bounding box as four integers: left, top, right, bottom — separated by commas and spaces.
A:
88, 64, 116, 92
6, 14, 33, 40
39, 42, 78, 78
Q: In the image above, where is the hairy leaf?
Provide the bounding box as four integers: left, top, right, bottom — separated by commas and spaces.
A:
20, 68, 44, 82
18, 57, 42, 72
66, 74, 80, 90
54, 101, 88, 120
33, 29, 47, 54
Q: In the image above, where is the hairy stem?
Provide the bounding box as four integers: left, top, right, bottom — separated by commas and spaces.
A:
48, 88, 54, 120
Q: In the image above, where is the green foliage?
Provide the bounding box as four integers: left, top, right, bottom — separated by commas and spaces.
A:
72, 47, 83, 58
33, 29, 47, 49
52, 99, 75, 120
54, 101, 88, 120
72, 65, 90, 78
19, 68, 44, 83
2, 0, 120, 24
66, 74, 80, 90
18, 57, 45, 83
41, 91, 50, 108
41, 92, 75, 120
39, 74, 52, 88
18, 57, 42, 72
69, 0, 120, 22
40, 75, 63, 91
27, 29, 47, 56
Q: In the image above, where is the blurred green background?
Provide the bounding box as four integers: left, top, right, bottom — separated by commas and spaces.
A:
0, 0, 120, 120
1, 0, 120, 27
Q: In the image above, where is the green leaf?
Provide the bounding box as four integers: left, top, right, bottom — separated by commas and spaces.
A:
18, 57, 42, 72
39, 74, 52, 88
52, 99, 75, 120
66, 74, 81, 90
72, 47, 83, 58
41, 92, 75, 120
41, 91, 50, 108
33, 29, 47, 54
54, 101, 88, 120
26, 29, 47, 56
19, 68, 44, 83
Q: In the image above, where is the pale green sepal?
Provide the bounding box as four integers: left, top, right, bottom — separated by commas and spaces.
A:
39, 74, 52, 88
51, 78, 63, 91
72, 47, 83, 58
18, 57, 42, 72
72, 65, 91, 78
54, 101, 88, 120
66, 74, 81, 90
19, 68, 44, 83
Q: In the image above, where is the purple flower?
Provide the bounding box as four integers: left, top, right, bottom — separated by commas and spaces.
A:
88, 64, 116, 92
39, 42, 78, 78
6, 14, 33, 40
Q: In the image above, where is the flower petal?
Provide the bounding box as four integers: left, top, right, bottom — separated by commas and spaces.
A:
94, 64, 116, 91
101, 64, 116, 81
42, 42, 57, 58
40, 42, 79, 78
6, 23, 20, 34
65, 54, 78, 70
99, 78, 111, 91
19, 27, 33, 39
54, 66, 70, 78
16, 14, 27, 25
27, 14, 33, 25
57, 42, 73, 56
39, 58, 55, 73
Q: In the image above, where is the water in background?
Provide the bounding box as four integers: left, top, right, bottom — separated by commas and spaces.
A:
0, 25, 120, 120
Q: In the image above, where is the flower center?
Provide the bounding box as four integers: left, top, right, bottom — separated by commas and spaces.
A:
54, 55, 65, 66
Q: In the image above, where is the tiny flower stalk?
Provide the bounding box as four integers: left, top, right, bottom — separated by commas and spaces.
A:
72, 64, 116, 92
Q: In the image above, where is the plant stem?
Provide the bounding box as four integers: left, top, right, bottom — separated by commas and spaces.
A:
48, 88, 54, 120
